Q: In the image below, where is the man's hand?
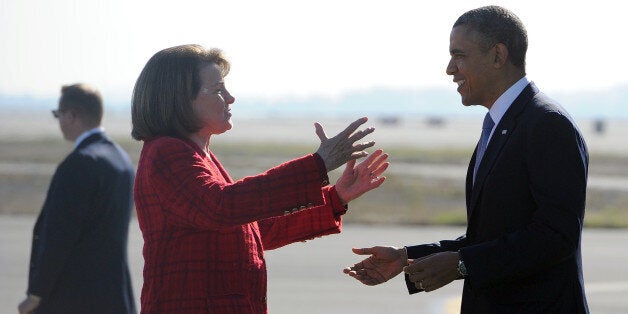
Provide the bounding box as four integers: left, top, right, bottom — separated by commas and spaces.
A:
18, 295, 41, 314
404, 251, 460, 292
335, 149, 389, 204
343, 246, 408, 286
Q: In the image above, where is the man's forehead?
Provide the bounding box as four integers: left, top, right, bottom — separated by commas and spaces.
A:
450, 26, 482, 48
451, 25, 479, 39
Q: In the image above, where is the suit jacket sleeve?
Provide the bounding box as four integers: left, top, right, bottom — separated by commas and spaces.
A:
139, 138, 332, 230
459, 111, 588, 290
28, 153, 99, 299
404, 235, 467, 294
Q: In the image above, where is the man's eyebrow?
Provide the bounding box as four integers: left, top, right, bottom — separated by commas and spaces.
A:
450, 48, 464, 54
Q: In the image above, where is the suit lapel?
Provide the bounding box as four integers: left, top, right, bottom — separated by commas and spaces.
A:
467, 82, 539, 217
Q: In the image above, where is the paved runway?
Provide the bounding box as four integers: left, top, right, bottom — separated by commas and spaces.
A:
2, 215, 627, 313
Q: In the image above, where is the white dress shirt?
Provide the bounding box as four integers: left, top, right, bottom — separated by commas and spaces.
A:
74, 127, 105, 149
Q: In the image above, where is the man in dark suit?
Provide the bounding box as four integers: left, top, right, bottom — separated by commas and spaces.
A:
343, 6, 589, 313
19, 84, 137, 314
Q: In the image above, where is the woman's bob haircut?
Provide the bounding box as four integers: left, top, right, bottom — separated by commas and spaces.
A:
131, 44, 230, 141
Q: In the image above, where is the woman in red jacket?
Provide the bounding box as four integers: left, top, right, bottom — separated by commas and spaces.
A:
131, 44, 389, 313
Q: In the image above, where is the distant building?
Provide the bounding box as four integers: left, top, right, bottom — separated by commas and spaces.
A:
594, 119, 606, 135
379, 116, 400, 126
425, 116, 446, 128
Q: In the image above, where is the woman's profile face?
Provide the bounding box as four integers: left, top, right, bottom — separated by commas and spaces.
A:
191, 63, 235, 136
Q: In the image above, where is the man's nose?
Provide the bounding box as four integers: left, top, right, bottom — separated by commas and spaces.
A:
446, 58, 456, 76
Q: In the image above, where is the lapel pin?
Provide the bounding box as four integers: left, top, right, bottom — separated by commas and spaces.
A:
501, 130, 507, 135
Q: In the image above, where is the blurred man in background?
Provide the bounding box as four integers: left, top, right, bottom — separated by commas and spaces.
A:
19, 84, 136, 313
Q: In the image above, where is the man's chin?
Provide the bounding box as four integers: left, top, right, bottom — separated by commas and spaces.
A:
460, 98, 481, 107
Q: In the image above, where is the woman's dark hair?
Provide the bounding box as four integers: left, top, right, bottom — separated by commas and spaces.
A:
131, 44, 230, 140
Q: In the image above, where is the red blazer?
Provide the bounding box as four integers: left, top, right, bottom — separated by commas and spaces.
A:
134, 136, 347, 313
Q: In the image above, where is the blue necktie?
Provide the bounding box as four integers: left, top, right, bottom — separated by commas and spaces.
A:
473, 113, 495, 184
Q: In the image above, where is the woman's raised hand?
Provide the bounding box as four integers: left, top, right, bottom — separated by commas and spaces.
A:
314, 117, 375, 172
335, 149, 389, 204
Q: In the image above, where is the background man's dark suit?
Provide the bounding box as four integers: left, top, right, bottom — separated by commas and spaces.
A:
27, 132, 136, 313
405, 82, 589, 312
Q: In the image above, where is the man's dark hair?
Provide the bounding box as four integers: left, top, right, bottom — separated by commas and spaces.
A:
59, 83, 103, 126
454, 5, 528, 68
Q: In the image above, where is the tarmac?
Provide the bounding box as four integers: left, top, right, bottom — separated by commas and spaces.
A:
2, 215, 627, 313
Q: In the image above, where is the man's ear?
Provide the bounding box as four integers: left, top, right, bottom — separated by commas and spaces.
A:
493, 43, 509, 68
65, 109, 77, 123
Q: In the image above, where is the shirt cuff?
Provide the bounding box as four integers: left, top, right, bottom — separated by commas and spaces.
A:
28, 294, 42, 302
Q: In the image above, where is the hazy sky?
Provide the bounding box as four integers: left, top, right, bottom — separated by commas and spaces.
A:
1, 0, 625, 102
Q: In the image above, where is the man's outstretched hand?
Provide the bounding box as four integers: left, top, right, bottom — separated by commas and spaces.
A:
343, 246, 408, 286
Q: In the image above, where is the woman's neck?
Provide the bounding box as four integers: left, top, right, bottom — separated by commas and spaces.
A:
188, 132, 211, 153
